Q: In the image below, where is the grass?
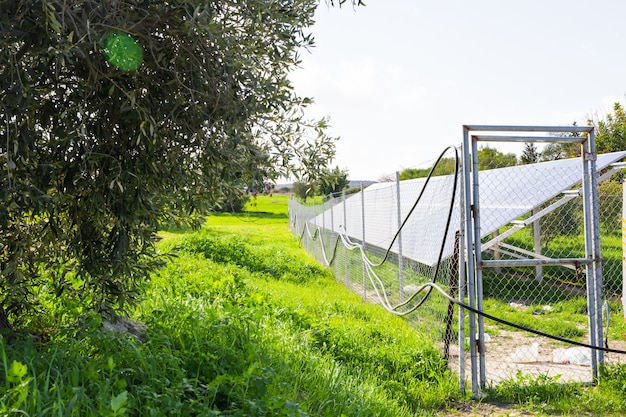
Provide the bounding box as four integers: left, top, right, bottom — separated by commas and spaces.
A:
2, 194, 626, 416
0, 194, 461, 416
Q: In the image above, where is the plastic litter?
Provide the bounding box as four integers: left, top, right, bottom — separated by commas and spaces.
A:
510, 342, 539, 363
552, 347, 592, 366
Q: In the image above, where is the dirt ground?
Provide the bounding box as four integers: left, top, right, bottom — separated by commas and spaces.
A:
439, 329, 626, 416
446, 328, 626, 386
439, 402, 534, 417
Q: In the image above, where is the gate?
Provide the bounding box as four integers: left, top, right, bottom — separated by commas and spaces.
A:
290, 125, 626, 397
461, 125, 622, 396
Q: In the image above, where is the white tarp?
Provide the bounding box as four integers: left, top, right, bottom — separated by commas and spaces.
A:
310, 151, 626, 266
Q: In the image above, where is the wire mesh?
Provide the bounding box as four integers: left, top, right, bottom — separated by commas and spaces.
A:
289, 148, 463, 363
289, 141, 626, 393
467, 138, 626, 388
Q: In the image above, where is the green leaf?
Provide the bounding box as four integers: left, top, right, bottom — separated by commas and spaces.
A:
7, 361, 27, 383
110, 390, 128, 413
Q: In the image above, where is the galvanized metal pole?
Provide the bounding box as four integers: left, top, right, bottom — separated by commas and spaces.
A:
581, 140, 599, 377
462, 127, 479, 398
361, 182, 367, 302
322, 198, 326, 265
305, 200, 310, 253
343, 190, 349, 287
330, 196, 335, 270
623, 181, 626, 321
458, 181, 467, 393
396, 171, 405, 303
471, 135, 487, 390
587, 129, 605, 369
533, 207, 543, 282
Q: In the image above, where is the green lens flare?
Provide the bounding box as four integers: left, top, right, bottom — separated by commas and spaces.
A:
103, 33, 143, 71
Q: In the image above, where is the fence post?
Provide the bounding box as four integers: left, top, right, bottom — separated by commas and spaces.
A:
330, 194, 334, 270
343, 190, 349, 287
462, 127, 479, 398
304, 200, 310, 253
588, 130, 605, 370
458, 181, 467, 393
361, 182, 366, 302
396, 171, 405, 303
533, 207, 543, 282
623, 181, 626, 321
321, 197, 326, 265
470, 135, 487, 390
581, 139, 600, 376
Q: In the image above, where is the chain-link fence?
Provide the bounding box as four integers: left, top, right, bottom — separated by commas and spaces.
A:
463, 126, 626, 395
289, 148, 463, 369
289, 131, 626, 395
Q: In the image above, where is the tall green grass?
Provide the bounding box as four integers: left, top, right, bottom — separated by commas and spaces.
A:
0, 195, 460, 416
3, 194, 626, 416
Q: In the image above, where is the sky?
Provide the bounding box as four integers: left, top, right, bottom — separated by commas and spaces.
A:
289, 0, 626, 181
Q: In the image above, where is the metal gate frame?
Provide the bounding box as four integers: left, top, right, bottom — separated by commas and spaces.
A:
460, 125, 604, 397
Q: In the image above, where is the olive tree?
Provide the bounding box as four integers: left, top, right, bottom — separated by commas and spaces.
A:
316, 166, 349, 197
0, 0, 342, 329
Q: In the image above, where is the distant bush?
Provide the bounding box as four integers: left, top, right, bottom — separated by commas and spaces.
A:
344, 187, 361, 196
291, 181, 314, 201
213, 192, 251, 213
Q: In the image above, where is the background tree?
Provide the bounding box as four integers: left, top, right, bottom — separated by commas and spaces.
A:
595, 102, 626, 153
0, 0, 340, 330
476, 146, 517, 170
540, 122, 582, 161
399, 157, 456, 180
316, 166, 349, 197
520, 142, 540, 164
291, 181, 314, 202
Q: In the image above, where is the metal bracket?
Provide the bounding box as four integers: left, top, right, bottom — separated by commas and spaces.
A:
583, 152, 597, 162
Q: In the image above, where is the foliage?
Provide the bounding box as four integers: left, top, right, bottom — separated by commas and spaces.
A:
316, 165, 350, 197
487, 364, 626, 416
3, 195, 626, 415
540, 122, 582, 161
596, 102, 626, 153
488, 371, 582, 414
343, 186, 362, 196
541, 142, 575, 161
0, 198, 461, 416
244, 194, 291, 216
212, 190, 251, 214
598, 179, 622, 233
537, 196, 582, 245
0, 0, 339, 327
291, 181, 314, 201
476, 145, 517, 170
399, 157, 456, 180
519, 142, 540, 164
482, 296, 586, 340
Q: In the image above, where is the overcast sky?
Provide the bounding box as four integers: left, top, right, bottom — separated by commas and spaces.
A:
290, 1, 626, 180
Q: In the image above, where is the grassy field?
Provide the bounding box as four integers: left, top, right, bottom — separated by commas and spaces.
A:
2, 194, 626, 416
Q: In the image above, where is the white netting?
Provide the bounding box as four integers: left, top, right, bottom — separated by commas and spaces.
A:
290, 143, 626, 392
